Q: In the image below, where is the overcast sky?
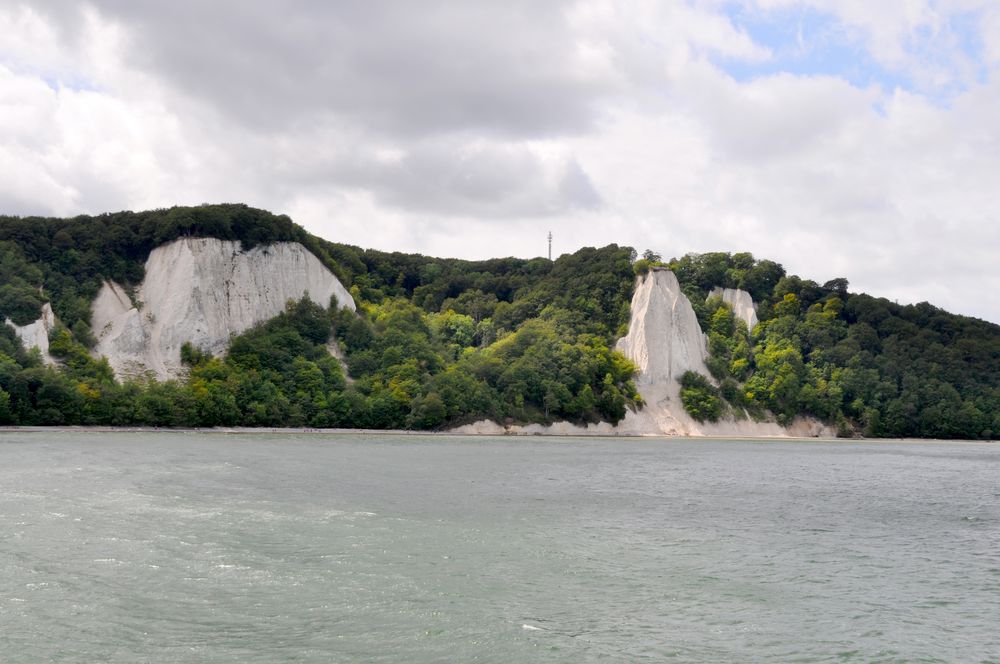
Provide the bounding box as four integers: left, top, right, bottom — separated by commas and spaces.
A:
2, 1, 999, 322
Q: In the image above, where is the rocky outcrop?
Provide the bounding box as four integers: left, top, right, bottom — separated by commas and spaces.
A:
609, 269, 712, 435
708, 287, 758, 332
614, 272, 830, 436
452, 267, 833, 438
617, 269, 710, 383
91, 238, 355, 381
5, 302, 57, 365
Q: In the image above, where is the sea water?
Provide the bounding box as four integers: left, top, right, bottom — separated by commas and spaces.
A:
1, 433, 998, 662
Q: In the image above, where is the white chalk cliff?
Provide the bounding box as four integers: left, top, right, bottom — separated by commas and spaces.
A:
5, 302, 57, 365
454, 268, 831, 438
708, 286, 758, 332
612, 269, 712, 435
91, 238, 355, 381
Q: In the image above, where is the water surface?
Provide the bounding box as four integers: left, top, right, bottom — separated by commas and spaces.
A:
2, 433, 998, 662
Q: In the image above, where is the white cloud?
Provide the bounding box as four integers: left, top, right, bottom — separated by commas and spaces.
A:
1, 1, 999, 323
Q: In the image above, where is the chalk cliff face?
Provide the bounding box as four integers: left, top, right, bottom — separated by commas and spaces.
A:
616, 269, 709, 384
5, 302, 57, 365
454, 267, 831, 438
709, 286, 758, 332
612, 271, 827, 436
91, 238, 355, 381
611, 268, 717, 436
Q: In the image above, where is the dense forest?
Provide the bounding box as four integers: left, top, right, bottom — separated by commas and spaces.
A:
1, 204, 998, 438
662, 252, 1000, 439
0, 204, 639, 429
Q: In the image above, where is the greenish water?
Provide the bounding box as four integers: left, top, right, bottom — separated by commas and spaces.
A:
1, 433, 998, 663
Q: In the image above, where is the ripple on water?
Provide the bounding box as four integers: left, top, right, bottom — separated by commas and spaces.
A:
1, 433, 999, 663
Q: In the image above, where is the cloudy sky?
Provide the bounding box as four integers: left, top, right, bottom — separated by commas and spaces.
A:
2, 1, 999, 322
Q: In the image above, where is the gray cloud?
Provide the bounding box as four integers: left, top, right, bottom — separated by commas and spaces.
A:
30, 0, 614, 139
2, 1, 1000, 324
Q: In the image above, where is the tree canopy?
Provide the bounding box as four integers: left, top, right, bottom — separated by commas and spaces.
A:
0, 205, 639, 429
1, 205, 998, 438
667, 250, 1000, 439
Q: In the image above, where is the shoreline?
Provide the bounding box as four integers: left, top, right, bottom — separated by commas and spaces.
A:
0, 425, 992, 444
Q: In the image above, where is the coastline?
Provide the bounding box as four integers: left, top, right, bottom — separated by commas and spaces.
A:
0, 425, 991, 444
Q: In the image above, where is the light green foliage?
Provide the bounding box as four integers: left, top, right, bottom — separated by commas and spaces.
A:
430, 310, 476, 349
672, 251, 1000, 439
633, 249, 668, 277
474, 319, 638, 423
702, 297, 753, 383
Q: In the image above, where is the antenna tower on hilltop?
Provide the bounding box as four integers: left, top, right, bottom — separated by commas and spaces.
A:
547, 231, 553, 261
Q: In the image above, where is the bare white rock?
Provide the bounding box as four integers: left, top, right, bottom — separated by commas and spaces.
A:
452, 268, 833, 438
91, 238, 355, 381
708, 287, 758, 332
5, 302, 57, 365
612, 268, 714, 436
617, 269, 710, 384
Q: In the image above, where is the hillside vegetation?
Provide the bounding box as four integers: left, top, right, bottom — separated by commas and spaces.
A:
1, 204, 998, 438
665, 252, 1000, 439
0, 204, 639, 429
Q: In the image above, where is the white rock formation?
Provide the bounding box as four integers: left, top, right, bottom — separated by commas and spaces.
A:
91, 238, 355, 381
708, 287, 758, 332
452, 267, 833, 438
612, 268, 714, 436
617, 269, 710, 383
614, 271, 829, 436
5, 302, 57, 365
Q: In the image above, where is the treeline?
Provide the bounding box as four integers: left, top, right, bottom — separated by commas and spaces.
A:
2, 205, 999, 437
0, 205, 640, 428
669, 252, 1000, 439
312, 238, 635, 342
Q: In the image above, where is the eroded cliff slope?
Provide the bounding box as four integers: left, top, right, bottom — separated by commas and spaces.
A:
5, 302, 57, 365
91, 238, 354, 380
708, 286, 758, 332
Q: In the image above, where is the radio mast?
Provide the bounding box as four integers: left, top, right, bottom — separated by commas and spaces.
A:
547, 231, 552, 261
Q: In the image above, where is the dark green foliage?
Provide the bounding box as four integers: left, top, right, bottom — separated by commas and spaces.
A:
3, 206, 998, 437
313, 240, 635, 341
679, 371, 722, 423
0, 243, 46, 325
669, 252, 785, 307
180, 343, 212, 367
0, 204, 643, 430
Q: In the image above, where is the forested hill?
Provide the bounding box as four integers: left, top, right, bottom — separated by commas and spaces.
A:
0, 204, 639, 429
1, 203, 999, 439
661, 252, 1000, 439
